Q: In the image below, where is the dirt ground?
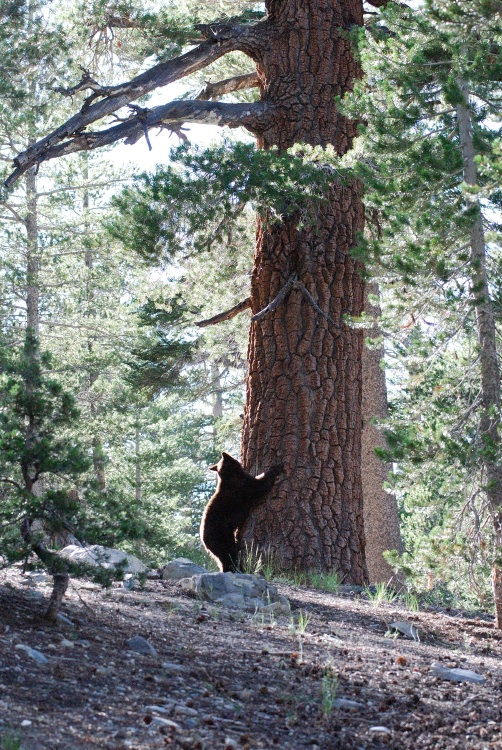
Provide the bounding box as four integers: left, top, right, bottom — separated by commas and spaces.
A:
1, 565, 501, 750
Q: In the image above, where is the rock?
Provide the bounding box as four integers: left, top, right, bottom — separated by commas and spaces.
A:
369, 726, 392, 734
125, 636, 158, 657
161, 662, 188, 674
27, 572, 50, 584
332, 698, 365, 711
431, 662, 485, 684
174, 705, 198, 717
122, 574, 136, 590
338, 584, 366, 595
15, 644, 48, 664
60, 544, 148, 574
20, 720, 32, 727
151, 717, 182, 730
56, 613, 75, 627
388, 621, 420, 641
161, 558, 209, 581
180, 572, 290, 614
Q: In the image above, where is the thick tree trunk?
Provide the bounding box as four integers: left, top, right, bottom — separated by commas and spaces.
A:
241, 0, 367, 581
456, 78, 502, 628
362, 283, 403, 583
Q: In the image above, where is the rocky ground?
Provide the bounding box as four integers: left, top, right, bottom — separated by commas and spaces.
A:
1, 565, 501, 750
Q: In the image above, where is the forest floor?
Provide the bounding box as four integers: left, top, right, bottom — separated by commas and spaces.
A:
0, 565, 501, 750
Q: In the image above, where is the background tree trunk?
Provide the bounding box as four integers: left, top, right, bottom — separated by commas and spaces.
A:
456, 77, 502, 628
241, 0, 368, 582
361, 283, 403, 583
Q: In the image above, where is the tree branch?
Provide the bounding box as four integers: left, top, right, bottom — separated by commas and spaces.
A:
6, 101, 270, 184
195, 298, 251, 327
196, 72, 260, 100
251, 275, 296, 321
251, 275, 341, 330
5, 28, 257, 187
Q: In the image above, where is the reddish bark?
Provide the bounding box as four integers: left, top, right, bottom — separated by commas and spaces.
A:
240, 0, 367, 582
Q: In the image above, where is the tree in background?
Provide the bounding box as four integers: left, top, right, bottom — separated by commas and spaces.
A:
0, 334, 91, 619
0, 0, 225, 593
344, 0, 502, 623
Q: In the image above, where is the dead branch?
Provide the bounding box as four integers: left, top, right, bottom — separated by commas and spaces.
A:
5, 27, 257, 187
251, 275, 341, 330
5, 101, 270, 185
251, 275, 297, 321
195, 298, 251, 327
196, 71, 259, 100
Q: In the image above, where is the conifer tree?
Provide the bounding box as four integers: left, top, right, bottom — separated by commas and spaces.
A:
345, 0, 502, 624
6, 0, 381, 581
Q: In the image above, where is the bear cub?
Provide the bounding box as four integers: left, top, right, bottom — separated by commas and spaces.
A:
200, 452, 284, 573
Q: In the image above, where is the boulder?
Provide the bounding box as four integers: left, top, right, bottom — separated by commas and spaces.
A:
161, 558, 209, 581
180, 572, 290, 614
59, 544, 148, 574
126, 636, 158, 657
431, 662, 485, 684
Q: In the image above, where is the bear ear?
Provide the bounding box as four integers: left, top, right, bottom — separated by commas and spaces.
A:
208, 463, 219, 472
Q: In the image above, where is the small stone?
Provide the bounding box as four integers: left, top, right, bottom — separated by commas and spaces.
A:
15, 644, 48, 664
332, 698, 364, 711
60, 639, 74, 648
174, 705, 198, 717
20, 720, 32, 727
151, 717, 181, 730
224, 738, 238, 749
388, 621, 420, 641
56, 613, 75, 627
122, 574, 136, 590
125, 636, 157, 657
369, 726, 392, 734
79, 582, 100, 591
431, 662, 485, 684
161, 662, 187, 673
29, 572, 51, 583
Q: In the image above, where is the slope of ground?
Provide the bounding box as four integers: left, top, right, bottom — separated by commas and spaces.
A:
0, 566, 501, 750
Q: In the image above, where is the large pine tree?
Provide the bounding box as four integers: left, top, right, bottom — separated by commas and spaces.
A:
5, 0, 384, 581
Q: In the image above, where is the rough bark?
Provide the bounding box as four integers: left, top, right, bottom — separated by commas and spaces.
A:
456, 77, 502, 628
83, 176, 107, 493
361, 283, 403, 583
25, 167, 39, 338
240, 0, 367, 581
6, 0, 369, 583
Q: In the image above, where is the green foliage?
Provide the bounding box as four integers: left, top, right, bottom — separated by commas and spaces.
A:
0, 334, 91, 564
320, 668, 339, 718
341, 0, 502, 610
110, 141, 346, 262
364, 583, 398, 608
127, 297, 196, 396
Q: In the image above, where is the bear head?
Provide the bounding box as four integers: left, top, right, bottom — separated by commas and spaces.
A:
209, 452, 244, 479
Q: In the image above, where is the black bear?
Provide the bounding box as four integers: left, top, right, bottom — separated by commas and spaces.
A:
200, 452, 284, 573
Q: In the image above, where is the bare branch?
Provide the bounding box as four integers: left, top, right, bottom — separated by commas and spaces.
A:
6, 28, 258, 187
251, 275, 296, 321
6, 101, 270, 185
196, 71, 259, 100
252, 275, 341, 330
195, 298, 251, 327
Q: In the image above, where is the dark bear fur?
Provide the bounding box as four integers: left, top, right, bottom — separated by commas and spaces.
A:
200, 452, 284, 573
